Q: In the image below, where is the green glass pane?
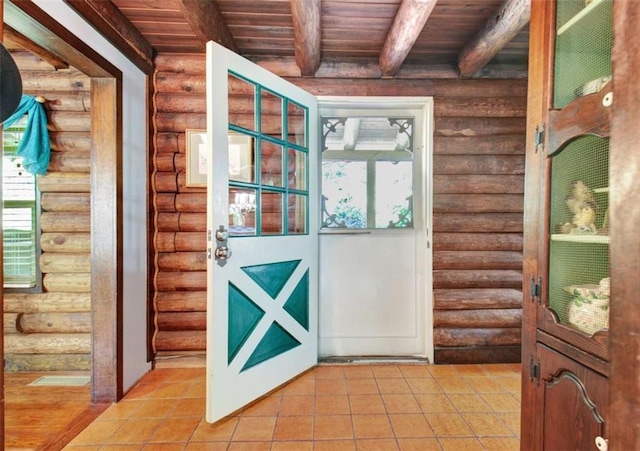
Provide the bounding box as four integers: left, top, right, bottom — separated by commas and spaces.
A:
241, 321, 301, 372
287, 101, 306, 146
228, 73, 256, 131
229, 187, 257, 236
261, 88, 283, 140
228, 132, 255, 183
261, 140, 283, 187
241, 259, 301, 299
261, 190, 283, 235
283, 270, 309, 330
287, 148, 306, 191
287, 194, 306, 234
228, 283, 265, 364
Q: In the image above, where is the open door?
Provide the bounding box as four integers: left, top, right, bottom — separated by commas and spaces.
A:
205, 42, 318, 423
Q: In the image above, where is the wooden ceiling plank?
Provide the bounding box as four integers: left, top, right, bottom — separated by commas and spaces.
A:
3, 24, 69, 69
64, 0, 155, 75
176, 0, 238, 53
290, 0, 321, 76
379, 0, 439, 77
457, 0, 530, 77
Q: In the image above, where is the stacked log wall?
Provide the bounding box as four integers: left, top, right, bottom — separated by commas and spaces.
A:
3, 51, 92, 371
152, 54, 526, 363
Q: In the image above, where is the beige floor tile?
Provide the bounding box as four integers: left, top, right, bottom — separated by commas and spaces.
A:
438, 437, 485, 450
190, 417, 238, 442
349, 395, 387, 415
355, 438, 399, 450
227, 442, 271, 450
447, 393, 491, 413
184, 442, 228, 450
397, 437, 443, 451
231, 416, 277, 441
316, 378, 348, 395
464, 377, 507, 394
376, 378, 411, 394
68, 419, 125, 444
315, 395, 351, 415
482, 364, 520, 377
272, 441, 314, 450
314, 415, 354, 440
397, 365, 430, 378
414, 393, 457, 414
346, 378, 380, 395
280, 395, 315, 415
381, 394, 421, 414
183, 381, 206, 398
99, 445, 143, 451
124, 383, 159, 400
63, 446, 102, 451
343, 366, 375, 379
98, 400, 145, 421
151, 382, 194, 399
481, 393, 521, 412
148, 417, 200, 442
316, 366, 346, 379
436, 378, 474, 394
284, 378, 316, 396
143, 443, 187, 450
242, 395, 281, 416
314, 439, 357, 450
424, 413, 473, 437
497, 412, 521, 435
452, 365, 488, 377
495, 376, 522, 393
172, 397, 206, 417
105, 418, 163, 444
426, 365, 458, 378
371, 365, 403, 378
406, 378, 442, 394
463, 412, 513, 436
129, 399, 179, 419
352, 414, 394, 439
480, 436, 521, 450
273, 415, 314, 441
388, 414, 434, 438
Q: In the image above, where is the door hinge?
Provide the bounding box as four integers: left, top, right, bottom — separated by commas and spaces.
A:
207, 229, 212, 242
530, 275, 542, 304
533, 123, 545, 153
529, 355, 540, 385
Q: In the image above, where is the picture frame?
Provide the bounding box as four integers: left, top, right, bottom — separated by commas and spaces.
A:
185, 129, 207, 187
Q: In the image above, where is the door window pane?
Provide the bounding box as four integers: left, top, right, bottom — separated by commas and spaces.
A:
228, 73, 255, 131
288, 148, 306, 191
229, 133, 255, 183
261, 191, 283, 235
229, 187, 257, 236
261, 140, 283, 187
288, 194, 307, 234
261, 88, 282, 140
288, 101, 306, 146
322, 161, 367, 228
375, 161, 413, 228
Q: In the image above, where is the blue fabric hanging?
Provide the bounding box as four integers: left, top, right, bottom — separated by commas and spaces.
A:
2, 94, 51, 175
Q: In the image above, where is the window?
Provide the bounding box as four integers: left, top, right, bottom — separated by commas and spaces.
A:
321, 117, 414, 229
3, 117, 41, 290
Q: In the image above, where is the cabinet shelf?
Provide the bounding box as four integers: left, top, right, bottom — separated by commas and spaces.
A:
558, 0, 610, 36
551, 234, 609, 244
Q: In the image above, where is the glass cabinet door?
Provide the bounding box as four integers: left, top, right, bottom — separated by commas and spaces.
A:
541, 0, 612, 358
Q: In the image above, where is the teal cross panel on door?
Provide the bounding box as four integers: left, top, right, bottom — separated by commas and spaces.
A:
242, 321, 301, 372
241, 259, 301, 299
228, 283, 265, 364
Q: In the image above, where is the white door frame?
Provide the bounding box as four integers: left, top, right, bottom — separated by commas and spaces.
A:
316, 96, 434, 363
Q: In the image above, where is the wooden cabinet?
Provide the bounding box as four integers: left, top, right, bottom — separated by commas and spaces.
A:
519, 0, 636, 449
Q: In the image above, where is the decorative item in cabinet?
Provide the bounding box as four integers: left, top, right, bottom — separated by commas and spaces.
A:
547, 134, 609, 335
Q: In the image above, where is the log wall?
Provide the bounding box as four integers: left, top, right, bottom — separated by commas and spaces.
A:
152, 53, 526, 364
3, 51, 92, 371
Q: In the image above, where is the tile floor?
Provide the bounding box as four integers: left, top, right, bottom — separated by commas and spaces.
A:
64, 363, 521, 450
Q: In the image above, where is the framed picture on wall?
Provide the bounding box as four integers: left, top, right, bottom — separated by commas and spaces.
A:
186, 129, 207, 187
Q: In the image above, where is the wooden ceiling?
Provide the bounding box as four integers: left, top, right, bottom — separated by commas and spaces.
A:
6, 0, 530, 79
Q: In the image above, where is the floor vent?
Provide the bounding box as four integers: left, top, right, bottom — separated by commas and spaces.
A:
28, 375, 91, 387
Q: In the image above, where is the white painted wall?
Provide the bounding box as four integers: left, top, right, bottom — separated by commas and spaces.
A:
33, 0, 150, 391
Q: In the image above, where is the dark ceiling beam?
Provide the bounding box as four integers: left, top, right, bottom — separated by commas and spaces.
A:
4, 0, 118, 78
290, 0, 321, 76
177, 0, 238, 53
458, 0, 530, 77
64, 0, 155, 75
4, 24, 69, 69
379, 0, 438, 77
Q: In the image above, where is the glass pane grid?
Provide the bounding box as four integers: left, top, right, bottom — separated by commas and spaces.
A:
549, 136, 609, 335
554, 0, 613, 109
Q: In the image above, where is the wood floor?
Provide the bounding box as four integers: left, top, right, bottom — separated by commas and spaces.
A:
4, 372, 105, 450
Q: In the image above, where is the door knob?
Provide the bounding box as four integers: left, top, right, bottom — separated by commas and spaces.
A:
215, 246, 232, 260
595, 436, 608, 451
215, 225, 228, 241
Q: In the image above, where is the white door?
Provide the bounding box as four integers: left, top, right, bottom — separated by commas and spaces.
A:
206, 42, 318, 423
317, 98, 433, 360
